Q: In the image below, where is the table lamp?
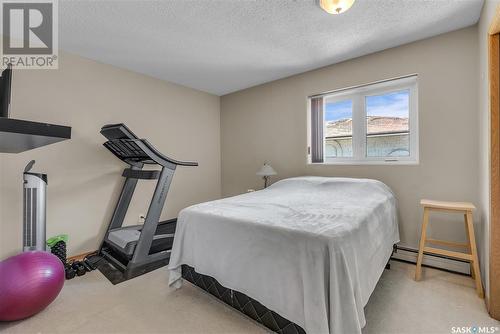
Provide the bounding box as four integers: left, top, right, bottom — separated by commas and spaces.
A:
256, 163, 277, 188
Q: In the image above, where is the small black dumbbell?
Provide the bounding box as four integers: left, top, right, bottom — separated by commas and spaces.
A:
72, 261, 86, 276
65, 264, 76, 280
82, 259, 93, 272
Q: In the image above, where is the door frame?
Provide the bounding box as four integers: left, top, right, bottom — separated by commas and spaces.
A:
488, 5, 500, 320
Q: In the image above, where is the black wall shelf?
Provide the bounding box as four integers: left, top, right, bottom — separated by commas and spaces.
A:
0, 118, 71, 153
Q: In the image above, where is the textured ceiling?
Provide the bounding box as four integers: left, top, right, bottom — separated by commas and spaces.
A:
60, 0, 483, 96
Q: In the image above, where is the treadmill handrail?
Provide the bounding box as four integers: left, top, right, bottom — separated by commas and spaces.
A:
140, 139, 198, 167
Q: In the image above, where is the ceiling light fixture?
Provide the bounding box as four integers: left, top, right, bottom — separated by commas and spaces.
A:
319, 0, 355, 15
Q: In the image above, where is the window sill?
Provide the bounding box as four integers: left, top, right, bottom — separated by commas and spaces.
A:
307, 159, 419, 166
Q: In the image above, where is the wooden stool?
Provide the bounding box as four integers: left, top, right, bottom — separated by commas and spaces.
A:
415, 199, 484, 298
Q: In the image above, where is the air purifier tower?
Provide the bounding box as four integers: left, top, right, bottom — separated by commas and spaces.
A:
23, 160, 47, 252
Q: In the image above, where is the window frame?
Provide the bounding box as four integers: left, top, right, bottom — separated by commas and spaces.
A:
307, 75, 419, 165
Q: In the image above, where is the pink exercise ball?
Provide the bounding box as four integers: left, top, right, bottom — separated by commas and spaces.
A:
0, 251, 65, 321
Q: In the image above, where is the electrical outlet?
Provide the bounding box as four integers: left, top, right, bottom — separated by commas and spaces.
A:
138, 214, 145, 224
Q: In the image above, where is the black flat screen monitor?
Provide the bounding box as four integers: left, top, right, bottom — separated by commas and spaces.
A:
0, 64, 12, 118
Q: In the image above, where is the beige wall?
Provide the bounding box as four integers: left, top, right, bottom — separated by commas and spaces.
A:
221, 27, 479, 251
477, 0, 499, 301
0, 52, 221, 259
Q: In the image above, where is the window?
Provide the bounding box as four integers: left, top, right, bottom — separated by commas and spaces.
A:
308, 75, 418, 164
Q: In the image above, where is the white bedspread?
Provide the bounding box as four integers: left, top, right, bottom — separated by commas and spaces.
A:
168, 176, 399, 334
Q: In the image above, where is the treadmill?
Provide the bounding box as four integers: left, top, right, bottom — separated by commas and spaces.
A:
97, 123, 197, 282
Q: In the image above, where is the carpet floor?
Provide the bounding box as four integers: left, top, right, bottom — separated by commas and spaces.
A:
1, 261, 498, 334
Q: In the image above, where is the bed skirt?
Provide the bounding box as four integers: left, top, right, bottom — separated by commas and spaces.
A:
181, 265, 306, 334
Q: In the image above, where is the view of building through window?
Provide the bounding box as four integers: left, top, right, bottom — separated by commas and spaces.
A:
325, 99, 353, 157
325, 90, 410, 158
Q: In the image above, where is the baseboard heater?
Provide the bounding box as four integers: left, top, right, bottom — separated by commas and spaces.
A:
392, 245, 472, 276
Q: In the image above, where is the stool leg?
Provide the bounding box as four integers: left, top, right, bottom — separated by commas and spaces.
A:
464, 214, 474, 279
415, 207, 429, 281
465, 211, 484, 298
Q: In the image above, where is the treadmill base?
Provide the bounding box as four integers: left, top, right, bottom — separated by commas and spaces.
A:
96, 256, 170, 285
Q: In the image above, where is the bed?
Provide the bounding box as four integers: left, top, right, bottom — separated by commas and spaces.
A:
168, 176, 399, 334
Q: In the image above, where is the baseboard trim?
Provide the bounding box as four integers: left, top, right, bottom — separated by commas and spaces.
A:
66, 247, 470, 276
392, 245, 471, 276
67, 250, 97, 262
